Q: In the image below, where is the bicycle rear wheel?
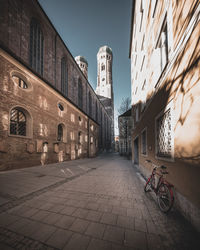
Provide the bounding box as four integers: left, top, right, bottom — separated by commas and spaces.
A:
144, 177, 152, 192
157, 184, 174, 213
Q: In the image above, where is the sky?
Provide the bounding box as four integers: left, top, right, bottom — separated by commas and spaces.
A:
38, 0, 132, 135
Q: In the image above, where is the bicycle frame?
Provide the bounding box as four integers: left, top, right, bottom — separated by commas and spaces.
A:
148, 168, 174, 194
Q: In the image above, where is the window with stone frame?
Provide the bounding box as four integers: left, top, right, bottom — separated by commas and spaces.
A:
95, 101, 98, 122
141, 129, 147, 155
156, 108, 172, 158
78, 78, 83, 108
57, 124, 63, 141
10, 108, 26, 136
30, 18, 44, 75
61, 57, 68, 96
89, 92, 92, 116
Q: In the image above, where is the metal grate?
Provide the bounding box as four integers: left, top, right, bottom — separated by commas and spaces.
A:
156, 108, 172, 158
10, 109, 26, 136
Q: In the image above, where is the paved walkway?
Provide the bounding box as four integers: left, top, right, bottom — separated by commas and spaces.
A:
0, 153, 199, 250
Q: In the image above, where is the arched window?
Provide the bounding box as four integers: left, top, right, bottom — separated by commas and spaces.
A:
78, 78, 83, 108
61, 57, 68, 96
96, 101, 98, 122
101, 63, 105, 71
10, 108, 26, 136
89, 92, 92, 116
30, 18, 44, 75
57, 124, 63, 141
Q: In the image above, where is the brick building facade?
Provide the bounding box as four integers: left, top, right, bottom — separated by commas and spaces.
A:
129, 0, 200, 230
0, 0, 112, 170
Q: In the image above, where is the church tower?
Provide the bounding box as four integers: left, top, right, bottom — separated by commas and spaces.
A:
75, 56, 88, 79
96, 46, 113, 99
96, 45, 114, 150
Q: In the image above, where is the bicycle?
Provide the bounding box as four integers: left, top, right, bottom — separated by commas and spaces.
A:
144, 159, 174, 213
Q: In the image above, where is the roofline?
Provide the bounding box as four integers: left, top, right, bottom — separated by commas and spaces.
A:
118, 108, 132, 118
36, 1, 107, 114
129, 0, 136, 58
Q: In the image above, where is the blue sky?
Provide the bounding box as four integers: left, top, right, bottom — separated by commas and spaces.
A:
38, 0, 132, 134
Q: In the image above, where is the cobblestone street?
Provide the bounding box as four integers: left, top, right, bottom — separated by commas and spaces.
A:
0, 153, 199, 250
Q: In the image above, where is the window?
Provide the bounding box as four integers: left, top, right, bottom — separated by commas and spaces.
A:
157, 20, 168, 73
141, 35, 145, 51
78, 78, 83, 108
89, 92, 92, 116
13, 76, 28, 89
10, 108, 26, 136
152, 0, 158, 18
78, 131, 82, 144
139, 2, 144, 32
141, 129, 147, 155
61, 57, 68, 96
156, 108, 172, 158
96, 101, 98, 122
57, 124, 63, 141
101, 64, 105, 71
30, 18, 44, 75
58, 103, 64, 111
140, 55, 145, 71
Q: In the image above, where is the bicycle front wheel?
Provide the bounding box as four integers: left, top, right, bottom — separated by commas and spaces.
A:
157, 184, 174, 213
144, 177, 152, 192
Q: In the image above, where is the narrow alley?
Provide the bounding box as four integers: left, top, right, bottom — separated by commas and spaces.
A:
0, 154, 199, 250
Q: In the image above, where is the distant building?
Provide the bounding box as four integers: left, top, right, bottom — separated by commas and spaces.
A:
118, 109, 132, 157
96, 46, 114, 150
0, 0, 112, 170
114, 136, 119, 152
129, 0, 200, 230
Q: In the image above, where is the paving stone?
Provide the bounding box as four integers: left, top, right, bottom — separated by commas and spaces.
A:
60, 206, 77, 215
63, 233, 90, 250
31, 210, 51, 221
98, 204, 113, 213
42, 212, 63, 225
135, 218, 147, 233
30, 223, 56, 242
54, 215, 75, 229
72, 208, 89, 219
100, 212, 117, 225
117, 215, 134, 230
85, 202, 99, 211
85, 222, 106, 239
47, 204, 65, 213
86, 210, 102, 222
103, 225, 125, 244
125, 229, 147, 250
0, 213, 20, 227
112, 207, 127, 216
46, 228, 73, 249
69, 218, 90, 233
87, 238, 112, 250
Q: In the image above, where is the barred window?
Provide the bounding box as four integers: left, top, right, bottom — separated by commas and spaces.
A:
57, 124, 63, 141
156, 108, 172, 158
30, 18, 44, 75
78, 78, 83, 108
141, 129, 147, 155
10, 108, 26, 136
61, 57, 68, 96
13, 76, 28, 89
